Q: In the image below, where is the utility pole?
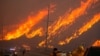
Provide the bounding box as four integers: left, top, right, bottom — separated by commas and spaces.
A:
45, 5, 49, 49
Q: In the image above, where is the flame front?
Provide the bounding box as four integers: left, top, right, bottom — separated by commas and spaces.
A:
3, 7, 54, 40
59, 13, 100, 45
92, 40, 100, 47
49, 0, 96, 36
38, 0, 96, 47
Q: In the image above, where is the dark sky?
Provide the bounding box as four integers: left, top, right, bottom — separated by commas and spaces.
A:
0, 0, 100, 52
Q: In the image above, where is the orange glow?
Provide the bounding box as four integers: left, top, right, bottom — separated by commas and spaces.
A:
25, 28, 43, 38
38, 40, 46, 47
3, 7, 55, 40
59, 13, 100, 45
22, 44, 31, 50
38, 40, 54, 48
48, 45, 54, 48
92, 40, 100, 47
38, 0, 95, 47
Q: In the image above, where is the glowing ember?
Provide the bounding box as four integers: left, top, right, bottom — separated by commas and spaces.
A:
59, 13, 100, 45
92, 40, 100, 47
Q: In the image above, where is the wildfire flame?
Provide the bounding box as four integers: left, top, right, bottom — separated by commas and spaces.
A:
49, 0, 95, 36
92, 40, 100, 47
3, 5, 55, 40
59, 13, 100, 45
25, 28, 43, 38
0, 0, 99, 48
38, 0, 96, 47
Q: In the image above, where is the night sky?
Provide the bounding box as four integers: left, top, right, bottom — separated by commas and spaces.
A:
0, 0, 100, 52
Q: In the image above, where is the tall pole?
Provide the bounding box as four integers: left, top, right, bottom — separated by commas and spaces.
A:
46, 5, 49, 49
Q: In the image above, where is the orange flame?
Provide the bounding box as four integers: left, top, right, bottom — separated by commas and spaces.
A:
92, 40, 100, 47
48, 0, 95, 36
3, 6, 55, 40
38, 0, 95, 47
38, 40, 45, 47
59, 13, 100, 45
25, 28, 43, 38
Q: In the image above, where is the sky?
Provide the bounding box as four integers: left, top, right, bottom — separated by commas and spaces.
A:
0, 0, 100, 52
